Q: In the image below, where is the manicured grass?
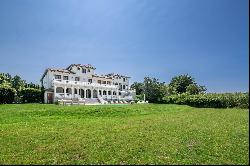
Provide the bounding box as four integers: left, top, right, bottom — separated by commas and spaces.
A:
0, 104, 248, 165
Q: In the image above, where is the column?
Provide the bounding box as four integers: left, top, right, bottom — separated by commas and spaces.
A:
111, 90, 113, 100
77, 87, 79, 99
71, 87, 74, 99
54, 85, 57, 102
91, 89, 93, 99
84, 88, 86, 99
64, 86, 66, 98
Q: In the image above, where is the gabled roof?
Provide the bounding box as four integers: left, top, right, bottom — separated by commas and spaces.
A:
40, 68, 75, 82
66, 64, 96, 70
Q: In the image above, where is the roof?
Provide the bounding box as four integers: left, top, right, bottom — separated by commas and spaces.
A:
105, 73, 131, 78
66, 64, 96, 70
92, 74, 113, 79
40, 68, 75, 82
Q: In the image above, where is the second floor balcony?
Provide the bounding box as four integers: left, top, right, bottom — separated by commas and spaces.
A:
52, 79, 118, 89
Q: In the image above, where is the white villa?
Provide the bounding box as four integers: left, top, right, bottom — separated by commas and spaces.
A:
41, 64, 136, 104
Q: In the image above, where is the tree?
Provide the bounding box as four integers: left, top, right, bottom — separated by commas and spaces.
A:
168, 74, 206, 95
0, 73, 10, 85
130, 82, 144, 95
144, 77, 167, 103
11, 75, 26, 93
168, 74, 195, 94
186, 84, 206, 95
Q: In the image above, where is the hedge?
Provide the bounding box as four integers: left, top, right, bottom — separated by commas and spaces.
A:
20, 88, 42, 103
162, 93, 249, 109
0, 85, 16, 104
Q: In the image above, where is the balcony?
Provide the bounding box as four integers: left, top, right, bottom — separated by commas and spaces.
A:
52, 79, 118, 89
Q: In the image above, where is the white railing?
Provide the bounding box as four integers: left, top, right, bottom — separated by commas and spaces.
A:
55, 93, 73, 99
53, 80, 118, 89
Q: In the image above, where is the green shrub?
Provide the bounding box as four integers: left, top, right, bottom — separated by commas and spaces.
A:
20, 88, 42, 103
0, 84, 16, 104
163, 93, 249, 109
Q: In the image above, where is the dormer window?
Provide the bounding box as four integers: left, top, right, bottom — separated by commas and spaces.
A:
87, 69, 90, 72
55, 75, 61, 79
75, 77, 80, 81
77, 67, 80, 71
123, 78, 126, 82
63, 76, 68, 80
82, 69, 86, 73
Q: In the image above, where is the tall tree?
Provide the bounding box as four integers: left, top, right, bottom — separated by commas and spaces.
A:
130, 82, 144, 95
144, 77, 167, 103
168, 74, 206, 94
11, 75, 25, 93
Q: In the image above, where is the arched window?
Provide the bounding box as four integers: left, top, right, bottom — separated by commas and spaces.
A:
66, 88, 72, 94
86, 89, 91, 98
56, 87, 64, 93
119, 92, 121, 96
103, 90, 107, 95
108, 91, 111, 95
93, 90, 98, 98
113, 91, 116, 95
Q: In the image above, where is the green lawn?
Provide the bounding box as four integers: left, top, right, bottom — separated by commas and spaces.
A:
0, 104, 248, 165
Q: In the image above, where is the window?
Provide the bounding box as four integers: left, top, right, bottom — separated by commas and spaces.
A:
98, 80, 101, 84
123, 78, 126, 82
88, 79, 92, 83
123, 85, 125, 89
75, 77, 80, 81
82, 69, 86, 73
108, 91, 111, 95
77, 67, 80, 70
103, 90, 107, 95
74, 88, 77, 94
87, 69, 90, 72
102, 81, 106, 84
107, 81, 111, 85
55, 75, 61, 79
113, 91, 116, 95
63, 76, 68, 80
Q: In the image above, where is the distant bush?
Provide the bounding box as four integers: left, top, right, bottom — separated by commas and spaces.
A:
162, 93, 249, 109
20, 88, 42, 103
0, 85, 16, 104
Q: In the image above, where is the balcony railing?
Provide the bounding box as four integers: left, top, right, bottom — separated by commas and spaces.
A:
53, 79, 118, 89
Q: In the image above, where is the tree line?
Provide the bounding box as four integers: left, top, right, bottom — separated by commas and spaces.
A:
131, 74, 248, 108
0, 73, 43, 104
131, 74, 206, 103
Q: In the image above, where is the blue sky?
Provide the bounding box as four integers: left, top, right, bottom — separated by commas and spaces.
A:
0, 0, 248, 92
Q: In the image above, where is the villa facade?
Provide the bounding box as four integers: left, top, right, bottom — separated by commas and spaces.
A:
41, 64, 136, 104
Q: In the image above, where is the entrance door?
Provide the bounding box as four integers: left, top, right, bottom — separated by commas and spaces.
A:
47, 93, 53, 103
